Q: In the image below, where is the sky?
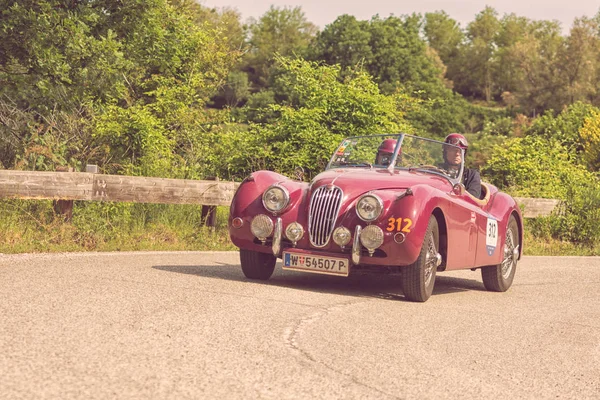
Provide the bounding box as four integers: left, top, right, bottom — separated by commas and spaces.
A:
200, 0, 599, 34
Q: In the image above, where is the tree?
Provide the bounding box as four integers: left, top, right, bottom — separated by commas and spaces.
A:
559, 17, 599, 105
504, 21, 565, 113
310, 15, 372, 69
222, 71, 250, 108
243, 6, 317, 89
0, 0, 130, 112
494, 14, 531, 96
0, 0, 240, 177
217, 56, 415, 180
173, 1, 246, 51
313, 14, 448, 97
456, 7, 501, 102
423, 11, 464, 79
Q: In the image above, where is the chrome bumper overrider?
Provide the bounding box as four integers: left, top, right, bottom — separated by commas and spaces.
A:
272, 218, 282, 256
352, 225, 362, 265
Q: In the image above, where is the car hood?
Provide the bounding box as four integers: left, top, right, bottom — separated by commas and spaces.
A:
310, 168, 452, 197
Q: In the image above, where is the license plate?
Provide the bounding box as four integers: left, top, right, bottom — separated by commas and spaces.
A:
282, 251, 349, 277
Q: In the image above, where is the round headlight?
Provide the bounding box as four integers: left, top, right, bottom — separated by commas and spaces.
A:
262, 185, 290, 213
356, 194, 383, 222
332, 227, 351, 247
285, 222, 304, 243
251, 214, 274, 240
360, 225, 384, 251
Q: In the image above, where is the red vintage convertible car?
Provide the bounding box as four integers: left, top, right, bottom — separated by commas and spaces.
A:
228, 134, 523, 302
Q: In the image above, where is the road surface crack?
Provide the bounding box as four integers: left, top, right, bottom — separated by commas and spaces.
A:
283, 299, 402, 399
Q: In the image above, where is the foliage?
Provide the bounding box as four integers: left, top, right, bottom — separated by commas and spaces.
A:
215, 57, 414, 180
221, 71, 250, 108
2, 3, 600, 251
0, 0, 131, 112
483, 135, 594, 198
243, 6, 317, 89
0, 200, 234, 253
404, 90, 469, 135
550, 180, 600, 244
579, 109, 600, 171
312, 14, 449, 97
423, 11, 464, 64
484, 134, 600, 245
459, 7, 501, 102
526, 101, 600, 161
0, 0, 241, 178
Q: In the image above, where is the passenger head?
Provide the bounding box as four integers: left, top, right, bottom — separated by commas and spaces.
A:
443, 133, 468, 166
376, 139, 397, 166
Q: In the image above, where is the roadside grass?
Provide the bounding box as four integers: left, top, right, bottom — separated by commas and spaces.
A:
1, 200, 598, 256
523, 229, 600, 256
0, 200, 236, 253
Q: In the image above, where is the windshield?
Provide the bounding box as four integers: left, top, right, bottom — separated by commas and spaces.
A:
327, 134, 464, 183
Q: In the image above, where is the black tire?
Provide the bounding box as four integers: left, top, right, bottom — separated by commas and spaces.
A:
401, 216, 439, 302
481, 215, 519, 292
240, 249, 276, 280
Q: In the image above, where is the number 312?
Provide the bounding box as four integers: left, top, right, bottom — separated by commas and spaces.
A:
386, 217, 412, 233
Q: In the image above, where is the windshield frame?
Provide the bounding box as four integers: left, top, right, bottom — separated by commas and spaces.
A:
325, 133, 465, 185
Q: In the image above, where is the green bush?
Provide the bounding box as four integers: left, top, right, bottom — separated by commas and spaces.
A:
526, 102, 599, 160
482, 135, 594, 199
483, 134, 600, 245
527, 179, 600, 245
213, 56, 414, 180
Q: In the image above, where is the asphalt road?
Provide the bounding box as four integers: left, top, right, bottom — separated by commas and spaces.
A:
1, 252, 599, 399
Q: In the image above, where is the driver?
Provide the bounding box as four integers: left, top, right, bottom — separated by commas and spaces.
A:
376, 139, 398, 166
442, 133, 481, 199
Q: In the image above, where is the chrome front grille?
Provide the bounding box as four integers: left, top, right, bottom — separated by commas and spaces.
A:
308, 185, 343, 247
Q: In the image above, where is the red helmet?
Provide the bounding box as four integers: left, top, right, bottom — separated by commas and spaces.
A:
444, 133, 468, 149
378, 139, 397, 154
377, 139, 398, 166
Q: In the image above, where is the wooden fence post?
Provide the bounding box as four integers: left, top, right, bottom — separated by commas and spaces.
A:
201, 177, 218, 227
53, 166, 74, 221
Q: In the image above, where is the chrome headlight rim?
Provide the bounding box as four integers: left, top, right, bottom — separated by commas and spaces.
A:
355, 194, 384, 222
262, 184, 290, 214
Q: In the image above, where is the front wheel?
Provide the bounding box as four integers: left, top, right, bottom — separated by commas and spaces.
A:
481, 215, 519, 292
240, 249, 276, 280
401, 215, 440, 302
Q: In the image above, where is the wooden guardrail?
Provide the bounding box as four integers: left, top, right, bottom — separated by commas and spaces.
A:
513, 197, 560, 218
0, 170, 559, 218
0, 170, 240, 206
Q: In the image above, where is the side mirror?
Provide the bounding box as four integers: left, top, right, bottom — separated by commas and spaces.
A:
294, 167, 305, 181
452, 183, 465, 196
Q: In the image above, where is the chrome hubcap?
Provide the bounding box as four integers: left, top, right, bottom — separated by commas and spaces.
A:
423, 232, 439, 286
501, 228, 517, 279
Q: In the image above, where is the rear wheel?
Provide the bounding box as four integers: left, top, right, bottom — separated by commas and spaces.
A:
401, 216, 440, 302
240, 249, 276, 280
481, 215, 519, 292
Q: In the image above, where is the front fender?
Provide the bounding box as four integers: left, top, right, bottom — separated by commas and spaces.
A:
228, 171, 308, 252
346, 184, 447, 267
